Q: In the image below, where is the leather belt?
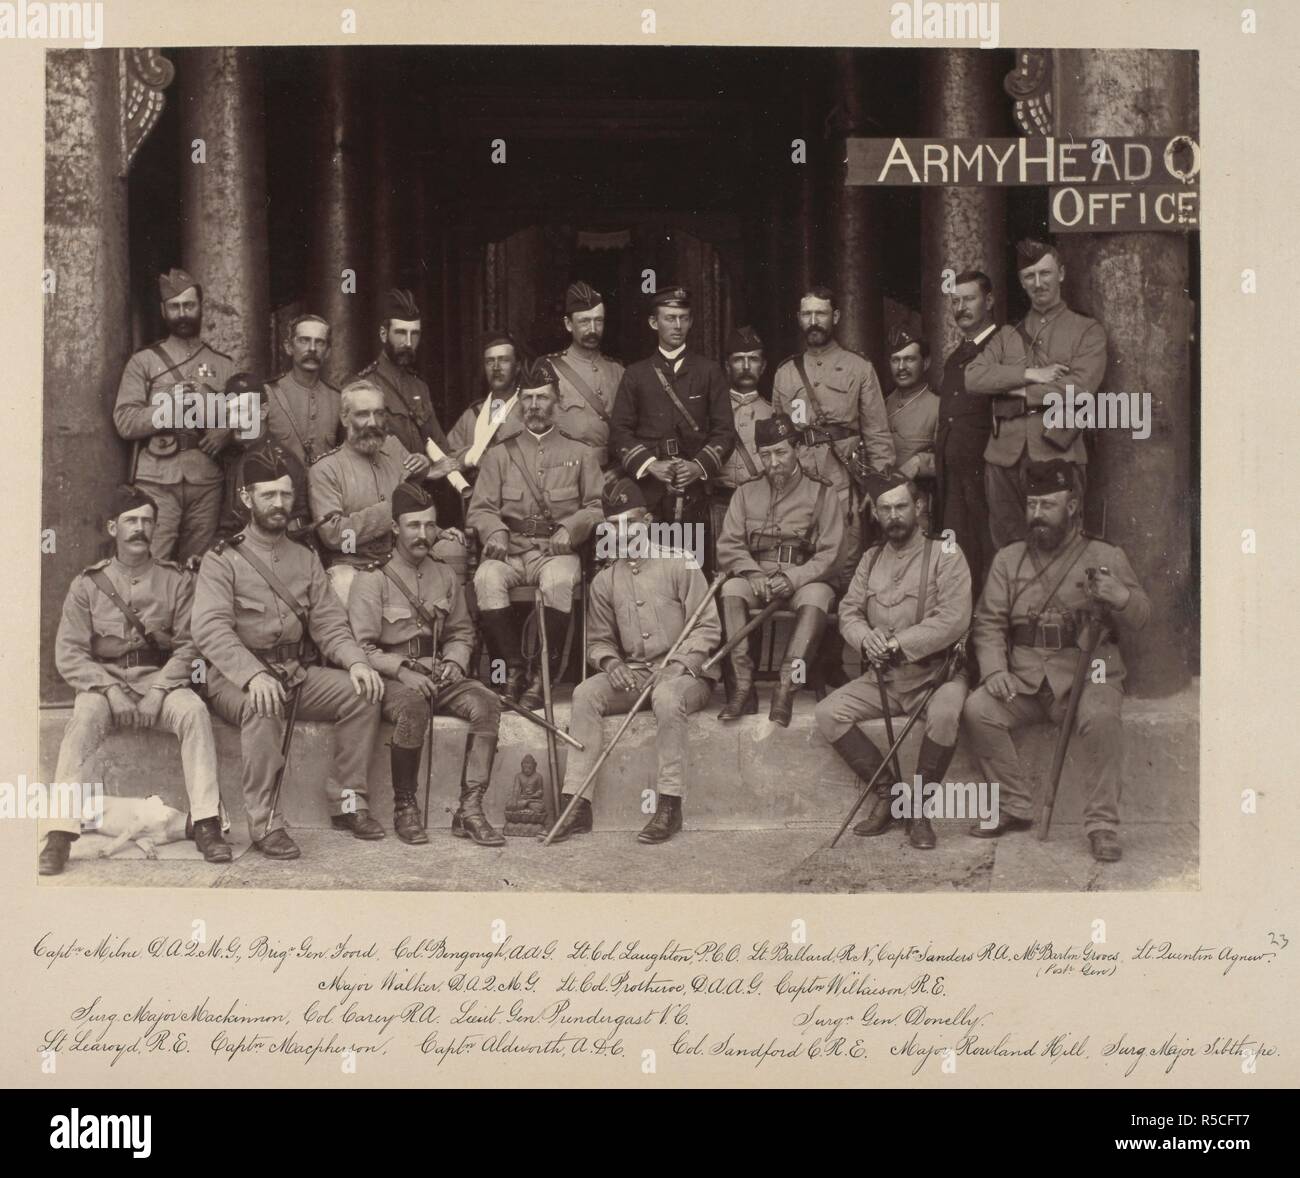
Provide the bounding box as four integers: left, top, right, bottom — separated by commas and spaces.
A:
1010, 621, 1078, 651
506, 517, 560, 538
751, 544, 809, 566
802, 424, 857, 446
381, 635, 435, 658
251, 641, 311, 663
95, 648, 165, 669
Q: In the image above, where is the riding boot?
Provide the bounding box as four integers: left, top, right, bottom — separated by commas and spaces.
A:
390, 743, 428, 845
827, 727, 897, 837
521, 606, 570, 710
478, 607, 527, 701
769, 605, 827, 727
451, 733, 505, 846
718, 597, 757, 720
907, 735, 956, 850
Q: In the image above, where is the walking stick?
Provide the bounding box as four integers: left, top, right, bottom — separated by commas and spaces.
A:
541, 572, 725, 846
265, 679, 303, 831
700, 595, 789, 673
534, 592, 562, 825
1038, 603, 1109, 840
422, 704, 435, 831
493, 692, 584, 749
828, 644, 963, 849
875, 662, 905, 796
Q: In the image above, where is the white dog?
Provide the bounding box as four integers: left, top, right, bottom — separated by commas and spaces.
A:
84, 795, 192, 860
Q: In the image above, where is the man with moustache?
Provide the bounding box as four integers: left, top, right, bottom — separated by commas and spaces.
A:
113, 268, 238, 561
349, 481, 504, 846
467, 359, 604, 708
263, 314, 341, 468
710, 325, 774, 537
884, 327, 939, 484
715, 413, 844, 726
547, 477, 722, 846
349, 288, 453, 461
307, 381, 435, 605
962, 459, 1149, 862
966, 240, 1108, 548
39, 486, 230, 875
609, 286, 734, 575
815, 471, 972, 850
934, 270, 998, 599
772, 285, 894, 587
193, 451, 387, 859
544, 280, 626, 469
443, 330, 525, 495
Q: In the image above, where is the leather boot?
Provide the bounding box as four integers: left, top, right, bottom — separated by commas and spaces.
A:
546, 793, 593, 844
769, 605, 827, 727
906, 736, 956, 850
827, 728, 897, 837
452, 733, 505, 846
478, 607, 527, 701
814, 626, 850, 694
521, 607, 570, 710
390, 744, 428, 845
637, 794, 682, 844
38, 831, 77, 876
718, 597, 757, 720
191, 816, 233, 863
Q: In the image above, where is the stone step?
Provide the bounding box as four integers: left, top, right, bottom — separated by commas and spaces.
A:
38, 683, 1198, 836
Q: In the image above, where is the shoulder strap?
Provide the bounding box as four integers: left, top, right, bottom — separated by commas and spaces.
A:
865, 543, 884, 585
504, 437, 553, 519
734, 430, 761, 479
803, 479, 829, 544
1008, 535, 1087, 619
379, 562, 442, 635
86, 570, 161, 650
793, 354, 824, 419
551, 356, 611, 424
651, 364, 700, 433
144, 343, 186, 391
228, 544, 309, 632
1014, 317, 1038, 359
914, 538, 934, 627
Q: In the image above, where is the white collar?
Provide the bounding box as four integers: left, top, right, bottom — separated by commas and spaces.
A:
730, 388, 759, 403
969, 322, 997, 346
659, 344, 686, 361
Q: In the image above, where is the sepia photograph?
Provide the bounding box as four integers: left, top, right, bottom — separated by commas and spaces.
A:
36, 40, 1200, 896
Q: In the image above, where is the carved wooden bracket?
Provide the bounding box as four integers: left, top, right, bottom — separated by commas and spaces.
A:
118, 48, 175, 176
1004, 49, 1054, 136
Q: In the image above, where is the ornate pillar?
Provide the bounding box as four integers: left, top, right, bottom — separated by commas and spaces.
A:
830, 51, 883, 367
42, 49, 173, 699
1054, 49, 1196, 696
306, 48, 369, 383
920, 50, 1009, 360
177, 48, 270, 373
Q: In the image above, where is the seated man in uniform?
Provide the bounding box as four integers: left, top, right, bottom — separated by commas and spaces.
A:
39, 485, 229, 875
547, 478, 721, 846
467, 358, 604, 708
714, 412, 845, 726
193, 451, 386, 860
962, 459, 1150, 862
815, 471, 972, 850
348, 481, 505, 847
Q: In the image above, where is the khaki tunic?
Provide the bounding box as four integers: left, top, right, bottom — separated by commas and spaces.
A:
717, 390, 773, 490
308, 436, 416, 565
349, 352, 450, 456
886, 383, 939, 478
546, 344, 625, 466
264, 373, 341, 467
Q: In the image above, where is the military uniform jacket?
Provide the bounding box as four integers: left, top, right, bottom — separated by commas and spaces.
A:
466, 427, 603, 555
55, 557, 197, 694
113, 339, 238, 484
610, 351, 734, 482
839, 530, 972, 693
716, 469, 845, 592
771, 341, 894, 492
264, 373, 342, 467
547, 344, 625, 466
350, 352, 450, 456
717, 390, 774, 490
886, 384, 939, 478
348, 552, 475, 678
936, 324, 997, 470
964, 304, 1107, 466
192, 529, 369, 689
446, 393, 522, 471
972, 532, 1149, 697
587, 550, 722, 679
308, 435, 416, 564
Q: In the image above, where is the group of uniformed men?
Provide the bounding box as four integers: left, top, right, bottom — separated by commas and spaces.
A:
39, 239, 1150, 876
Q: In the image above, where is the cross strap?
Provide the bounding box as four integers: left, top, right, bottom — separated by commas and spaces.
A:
651, 363, 700, 433
504, 437, 554, 520
229, 543, 309, 634
86, 569, 163, 651
379, 561, 443, 637
550, 356, 611, 424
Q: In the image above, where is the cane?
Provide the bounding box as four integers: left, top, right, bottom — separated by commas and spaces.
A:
540, 572, 725, 846
534, 592, 562, 825
493, 692, 584, 749
1038, 601, 1109, 840
700, 595, 789, 673
265, 678, 303, 832
828, 644, 963, 849
875, 661, 905, 797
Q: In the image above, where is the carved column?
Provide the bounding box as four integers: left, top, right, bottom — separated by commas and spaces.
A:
1054, 49, 1196, 696
177, 48, 270, 372
42, 50, 173, 699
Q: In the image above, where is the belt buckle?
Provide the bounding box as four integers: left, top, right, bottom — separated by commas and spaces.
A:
1039, 622, 1062, 651
776, 543, 796, 564
522, 518, 538, 537
664, 439, 680, 458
